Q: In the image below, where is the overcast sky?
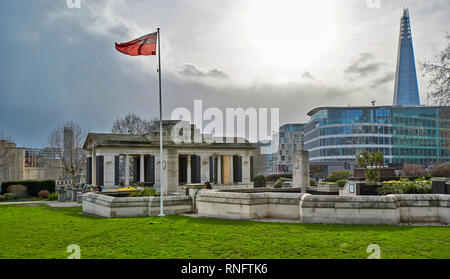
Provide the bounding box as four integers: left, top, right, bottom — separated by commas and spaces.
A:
0, 0, 448, 147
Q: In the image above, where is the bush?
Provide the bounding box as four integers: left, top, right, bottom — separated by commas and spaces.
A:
6, 185, 28, 199
365, 169, 379, 183
1, 180, 55, 196
128, 187, 159, 197
274, 178, 292, 189
266, 174, 292, 182
253, 175, 266, 188
402, 164, 427, 177
429, 163, 450, 178
326, 170, 352, 182
47, 193, 58, 201
38, 190, 50, 199
0, 195, 5, 201
377, 179, 432, 195
336, 179, 347, 188
310, 178, 317, 186
3, 193, 15, 201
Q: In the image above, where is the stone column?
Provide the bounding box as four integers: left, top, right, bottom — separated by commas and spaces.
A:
229, 155, 234, 184
140, 154, 145, 183
201, 154, 210, 183
242, 155, 251, 183
92, 149, 97, 186
187, 155, 191, 184
165, 148, 178, 194
103, 155, 115, 187
293, 150, 309, 193
124, 154, 130, 186
217, 155, 222, 185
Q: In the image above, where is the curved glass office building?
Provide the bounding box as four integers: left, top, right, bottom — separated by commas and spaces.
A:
304, 106, 449, 167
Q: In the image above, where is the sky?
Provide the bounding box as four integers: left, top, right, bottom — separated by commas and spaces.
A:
0, 0, 449, 147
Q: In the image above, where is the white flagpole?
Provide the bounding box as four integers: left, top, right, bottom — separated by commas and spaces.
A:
157, 27, 165, 217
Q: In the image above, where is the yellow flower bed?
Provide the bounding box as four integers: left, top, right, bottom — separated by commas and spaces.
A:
113, 186, 137, 192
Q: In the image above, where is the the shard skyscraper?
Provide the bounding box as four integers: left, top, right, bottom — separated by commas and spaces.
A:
393, 8, 421, 106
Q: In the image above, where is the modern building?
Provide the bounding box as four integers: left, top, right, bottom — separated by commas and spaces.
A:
0, 140, 24, 183
0, 142, 73, 184
304, 106, 449, 168
302, 8, 449, 174
82, 120, 257, 193
393, 8, 420, 106
273, 123, 305, 173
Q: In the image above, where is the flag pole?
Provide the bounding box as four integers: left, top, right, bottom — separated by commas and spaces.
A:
157, 27, 165, 217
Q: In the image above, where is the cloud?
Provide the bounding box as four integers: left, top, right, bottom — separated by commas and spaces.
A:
344, 53, 384, 81
178, 64, 228, 79
370, 72, 395, 88
1, 0, 449, 147
301, 71, 317, 81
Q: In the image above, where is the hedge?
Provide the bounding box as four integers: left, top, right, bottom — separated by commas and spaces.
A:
1, 180, 56, 197
253, 175, 266, 188
265, 174, 292, 182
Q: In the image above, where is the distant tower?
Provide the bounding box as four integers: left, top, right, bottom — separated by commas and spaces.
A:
393, 8, 420, 106
63, 127, 74, 162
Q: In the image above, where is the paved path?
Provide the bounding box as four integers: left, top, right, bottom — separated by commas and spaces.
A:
0, 201, 81, 207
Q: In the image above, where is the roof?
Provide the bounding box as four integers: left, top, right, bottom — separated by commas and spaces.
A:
82, 132, 258, 150
306, 105, 446, 117
82, 133, 150, 149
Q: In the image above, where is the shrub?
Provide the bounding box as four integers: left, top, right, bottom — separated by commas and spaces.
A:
377, 179, 432, 195
3, 193, 15, 201
266, 174, 292, 182
365, 169, 379, 183
326, 170, 352, 182
336, 179, 347, 188
38, 190, 50, 199
47, 193, 58, 201
0, 195, 5, 201
1, 180, 55, 196
429, 163, 450, 178
253, 175, 266, 188
6, 185, 27, 199
128, 187, 158, 197
310, 178, 317, 186
356, 152, 384, 182
402, 164, 427, 177
274, 178, 292, 189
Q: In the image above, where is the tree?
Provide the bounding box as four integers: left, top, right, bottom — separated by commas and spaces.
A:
356, 152, 384, 182
48, 121, 87, 186
111, 113, 156, 135
421, 35, 450, 106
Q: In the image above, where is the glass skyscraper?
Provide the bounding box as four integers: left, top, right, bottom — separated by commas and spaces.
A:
393, 8, 421, 106
303, 8, 449, 168
304, 106, 449, 167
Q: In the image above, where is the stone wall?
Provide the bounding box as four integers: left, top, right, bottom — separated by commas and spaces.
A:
82, 190, 450, 225
196, 190, 306, 220
196, 190, 450, 225
82, 193, 192, 218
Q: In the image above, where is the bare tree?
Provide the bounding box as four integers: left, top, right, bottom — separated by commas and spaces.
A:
111, 113, 156, 135
421, 34, 450, 106
48, 121, 87, 186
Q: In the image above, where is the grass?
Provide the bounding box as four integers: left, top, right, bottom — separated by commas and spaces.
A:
0, 204, 449, 259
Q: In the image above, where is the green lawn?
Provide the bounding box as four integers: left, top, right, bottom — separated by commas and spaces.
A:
0, 204, 449, 259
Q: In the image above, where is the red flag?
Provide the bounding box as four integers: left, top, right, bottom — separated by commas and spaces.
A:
115, 32, 157, 56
